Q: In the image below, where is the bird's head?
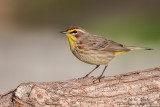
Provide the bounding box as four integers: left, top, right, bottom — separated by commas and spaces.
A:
60, 26, 87, 41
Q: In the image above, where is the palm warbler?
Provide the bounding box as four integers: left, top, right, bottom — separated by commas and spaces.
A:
60, 26, 152, 82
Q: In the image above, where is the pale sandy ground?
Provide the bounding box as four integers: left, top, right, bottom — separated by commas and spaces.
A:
0, 29, 159, 94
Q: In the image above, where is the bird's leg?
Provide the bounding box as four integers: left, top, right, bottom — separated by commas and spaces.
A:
83, 65, 100, 78
93, 64, 108, 83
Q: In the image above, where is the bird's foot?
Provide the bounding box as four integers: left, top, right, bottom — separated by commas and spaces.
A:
82, 74, 89, 79
93, 76, 103, 84
78, 75, 88, 80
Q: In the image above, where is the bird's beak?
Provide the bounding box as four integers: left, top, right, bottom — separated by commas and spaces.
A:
60, 31, 68, 34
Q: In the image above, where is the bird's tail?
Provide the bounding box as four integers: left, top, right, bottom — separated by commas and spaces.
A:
125, 46, 153, 51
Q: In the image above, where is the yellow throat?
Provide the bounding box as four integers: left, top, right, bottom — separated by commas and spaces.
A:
66, 34, 76, 50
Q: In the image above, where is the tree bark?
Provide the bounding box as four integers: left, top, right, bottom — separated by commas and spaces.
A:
1, 67, 160, 107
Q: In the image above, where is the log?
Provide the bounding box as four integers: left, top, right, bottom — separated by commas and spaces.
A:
0, 67, 160, 107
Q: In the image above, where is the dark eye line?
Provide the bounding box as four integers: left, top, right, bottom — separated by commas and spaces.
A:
71, 30, 77, 33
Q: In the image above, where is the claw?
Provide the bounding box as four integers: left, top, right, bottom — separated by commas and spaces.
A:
83, 74, 89, 79
93, 76, 103, 84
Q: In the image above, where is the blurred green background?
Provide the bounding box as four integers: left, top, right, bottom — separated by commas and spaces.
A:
0, 0, 160, 94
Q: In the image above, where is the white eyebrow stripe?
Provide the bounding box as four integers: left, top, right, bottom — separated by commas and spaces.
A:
77, 29, 85, 33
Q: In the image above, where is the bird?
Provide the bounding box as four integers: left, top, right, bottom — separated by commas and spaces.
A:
60, 26, 153, 82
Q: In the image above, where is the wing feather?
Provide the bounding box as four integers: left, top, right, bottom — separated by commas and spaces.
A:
82, 35, 129, 52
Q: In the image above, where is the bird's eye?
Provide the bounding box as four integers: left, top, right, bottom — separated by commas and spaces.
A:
72, 30, 77, 33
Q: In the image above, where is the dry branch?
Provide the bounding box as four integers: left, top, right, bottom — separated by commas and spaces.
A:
1, 67, 160, 107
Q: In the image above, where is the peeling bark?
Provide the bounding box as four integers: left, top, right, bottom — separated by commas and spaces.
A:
1, 67, 160, 107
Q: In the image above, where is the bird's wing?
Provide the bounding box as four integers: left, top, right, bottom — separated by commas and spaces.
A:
84, 35, 129, 52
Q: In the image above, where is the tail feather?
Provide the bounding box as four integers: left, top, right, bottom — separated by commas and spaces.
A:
125, 46, 153, 50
